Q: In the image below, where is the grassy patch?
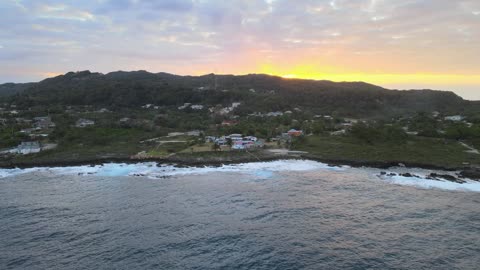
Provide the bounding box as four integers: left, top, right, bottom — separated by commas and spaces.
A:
293, 135, 480, 167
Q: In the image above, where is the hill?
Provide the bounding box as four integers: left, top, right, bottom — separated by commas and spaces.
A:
0, 70, 474, 117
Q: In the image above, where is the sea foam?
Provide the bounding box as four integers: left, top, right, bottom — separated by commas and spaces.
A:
378, 173, 480, 192
0, 160, 343, 179
2, 160, 479, 192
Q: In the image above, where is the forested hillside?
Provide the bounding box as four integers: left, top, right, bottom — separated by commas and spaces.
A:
1, 70, 474, 117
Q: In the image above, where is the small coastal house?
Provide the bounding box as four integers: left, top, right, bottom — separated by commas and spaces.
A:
244, 136, 258, 142
287, 129, 303, 137
75, 118, 95, 128
186, 130, 201, 136
168, 132, 185, 137
15, 141, 41, 155
232, 141, 246, 150
205, 136, 217, 143
221, 120, 238, 126
215, 138, 227, 145
191, 105, 204, 110
98, 108, 110, 113
20, 128, 36, 134
444, 115, 464, 121
227, 134, 243, 141
266, 111, 283, 117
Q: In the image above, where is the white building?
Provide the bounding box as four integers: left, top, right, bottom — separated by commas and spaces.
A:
76, 118, 95, 128
191, 105, 204, 110
15, 142, 41, 155
444, 115, 464, 121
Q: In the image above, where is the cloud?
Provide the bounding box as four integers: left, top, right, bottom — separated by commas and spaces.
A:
0, 0, 479, 98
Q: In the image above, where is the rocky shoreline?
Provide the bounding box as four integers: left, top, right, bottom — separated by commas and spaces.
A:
1, 150, 480, 182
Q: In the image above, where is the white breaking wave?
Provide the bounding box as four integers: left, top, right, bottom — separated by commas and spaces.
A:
0, 160, 344, 179
2, 160, 480, 192
378, 173, 480, 192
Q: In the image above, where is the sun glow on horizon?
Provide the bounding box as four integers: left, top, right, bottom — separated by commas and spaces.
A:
256, 63, 480, 89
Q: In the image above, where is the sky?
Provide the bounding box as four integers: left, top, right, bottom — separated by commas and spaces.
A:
1, 0, 479, 99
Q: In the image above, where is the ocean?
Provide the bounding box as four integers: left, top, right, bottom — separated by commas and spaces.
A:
1, 160, 479, 269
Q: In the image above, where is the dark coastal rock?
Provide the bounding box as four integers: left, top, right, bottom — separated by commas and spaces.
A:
387, 173, 397, 176
380, 171, 387, 175
459, 169, 480, 181
429, 173, 457, 181
400, 173, 414, 178
427, 173, 466, 183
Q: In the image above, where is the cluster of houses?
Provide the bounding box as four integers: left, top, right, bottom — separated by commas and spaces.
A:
16, 116, 56, 138
247, 108, 303, 118
178, 103, 205, 110
209, 102, 241, 115
206, 134, 264, 150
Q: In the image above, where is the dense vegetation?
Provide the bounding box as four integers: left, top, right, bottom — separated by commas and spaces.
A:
1, 70, 476, 118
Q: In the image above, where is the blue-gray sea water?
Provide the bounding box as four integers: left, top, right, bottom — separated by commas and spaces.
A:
1, 161, 479, 269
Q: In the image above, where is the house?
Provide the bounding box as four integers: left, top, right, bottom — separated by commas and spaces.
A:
205, 136, 217, 143
266, 111, 283, 117
228, 134, 243, 141
15, 142, 41, 155
75, 118, 95, 128
444, 115, 464, 121
168, 132, 185, 137
221, 120, 238, 126
20, 128, 36, 134
287, 129, 303, 137
231, 139, 257, 150
0, 118, 6, 125
16, 117, 32, 124
97, 108, 110, 113
243, 136, 257, 141
34, 117, 55, 129
191, 105, 204, 110
232, 141, 246, 150
186, 130, 201, 136
215, 138, 227, 145
244, 136, 258, 142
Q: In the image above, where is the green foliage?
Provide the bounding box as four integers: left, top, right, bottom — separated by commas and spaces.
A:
4, 71, 473, 118
293, 135, 480, 167
349, 122, 407, 144
445, 123, 472, 140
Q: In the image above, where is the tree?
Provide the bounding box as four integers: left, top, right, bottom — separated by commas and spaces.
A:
211, 143, 220, 151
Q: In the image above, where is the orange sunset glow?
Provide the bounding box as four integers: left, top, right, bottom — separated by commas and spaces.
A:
1, 0, 479, 99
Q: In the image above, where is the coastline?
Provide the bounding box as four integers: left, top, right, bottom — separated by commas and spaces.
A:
1, 150, 479, 180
